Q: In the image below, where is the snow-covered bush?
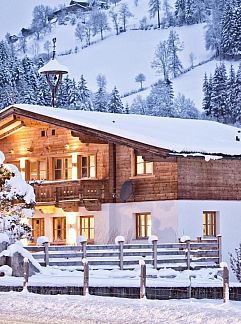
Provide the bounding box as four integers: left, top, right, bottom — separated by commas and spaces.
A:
229, 244, 241, 282
0, 152, 35, 244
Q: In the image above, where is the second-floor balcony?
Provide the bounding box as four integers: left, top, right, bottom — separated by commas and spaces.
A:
33, 179, 108, 211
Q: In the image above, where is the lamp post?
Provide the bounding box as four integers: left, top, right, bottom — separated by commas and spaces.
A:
39, 38, 68, 107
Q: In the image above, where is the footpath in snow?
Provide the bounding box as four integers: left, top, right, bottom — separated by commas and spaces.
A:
0, 292, 241, 324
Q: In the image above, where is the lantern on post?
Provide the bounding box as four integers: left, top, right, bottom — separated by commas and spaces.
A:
38, 38, 68, 107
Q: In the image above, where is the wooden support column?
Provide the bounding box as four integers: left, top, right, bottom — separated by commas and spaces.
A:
109, 143, 117, 203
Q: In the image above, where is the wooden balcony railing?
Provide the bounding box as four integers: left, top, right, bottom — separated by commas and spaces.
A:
33, 180, 108, 210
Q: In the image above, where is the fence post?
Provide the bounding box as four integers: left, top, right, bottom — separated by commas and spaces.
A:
139, 260, 146, 299
220, 262, 229, 303
23, 258, 29, 291
82, 258, 89, 296
217, 235, 222, 264
115, 236, 125, 270
43, 242, 49, 267
186, 239, 191, 270
148, 235, 158, 269
77, 235, 87, 259
37, 236, 49, 267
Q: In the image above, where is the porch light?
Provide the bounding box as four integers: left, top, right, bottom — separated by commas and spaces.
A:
38, 38, 68, 107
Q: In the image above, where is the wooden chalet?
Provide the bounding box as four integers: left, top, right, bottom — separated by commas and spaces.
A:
0, 104, 241, 258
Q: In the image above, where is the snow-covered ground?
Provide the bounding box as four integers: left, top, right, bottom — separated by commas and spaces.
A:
1, 292, 241, 324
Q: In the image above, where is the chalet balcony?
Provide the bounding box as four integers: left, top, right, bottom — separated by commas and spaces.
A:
32, 179, 108, 211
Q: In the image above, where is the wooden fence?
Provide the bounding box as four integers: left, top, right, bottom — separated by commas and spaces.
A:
25, 237, 222, 271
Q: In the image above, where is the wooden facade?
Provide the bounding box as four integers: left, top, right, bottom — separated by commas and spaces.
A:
1, 105, 241, 245
1, 107, 241, 210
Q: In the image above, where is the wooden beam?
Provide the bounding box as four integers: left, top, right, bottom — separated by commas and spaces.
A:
71, 131, 107, 144
0, 122, 24, 139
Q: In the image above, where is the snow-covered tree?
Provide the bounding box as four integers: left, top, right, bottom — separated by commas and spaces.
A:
151, 40, 170, 81
135, 73, 146, 90
210, 63, 228, 122
93, 74, 108, 112
146, 79, 175, 116
31, 5, 53, 40
90, 10, 110, 40
234, 63, 241, 124
202, 73, 212, 117
130, 95, 147, 115
107, 87, 124, 113
167, 30, 183, 78
0, 152, 35, 244
205, 0, 224, 57
174, 93, 199, 119
152, 31, 183, 80
76, 75, 93, 110
229, 243, 241, 282
149, 0, 161, 28
109, 8, 120, 35
161, 0, 175, 28
175, 0, 186, 25
119, 3, 133, 32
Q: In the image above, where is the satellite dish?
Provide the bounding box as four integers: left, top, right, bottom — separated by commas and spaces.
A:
120, 180, 133, 202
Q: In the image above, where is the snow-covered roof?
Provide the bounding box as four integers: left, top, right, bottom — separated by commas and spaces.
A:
2, 104, 241, 157
38, 58, 69, 74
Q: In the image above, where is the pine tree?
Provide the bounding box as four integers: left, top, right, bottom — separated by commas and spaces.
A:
149, 0, 161, 28
76, 75, 93, 110
220, 0, 236, 58
94, 87, 108, 112
0, 152, 35, 244
210, 64, 228, 122
175, 0, 186, 26
234, 63, 241, 123
226, 65, 236, 123
202, 73, 212, 117
107, 87, 124, 113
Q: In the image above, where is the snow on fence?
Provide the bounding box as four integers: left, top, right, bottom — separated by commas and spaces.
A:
25, 236, 222, 271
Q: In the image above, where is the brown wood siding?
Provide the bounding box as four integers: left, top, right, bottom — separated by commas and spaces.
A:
177, 158, 241, 200
115, 145, 178, 202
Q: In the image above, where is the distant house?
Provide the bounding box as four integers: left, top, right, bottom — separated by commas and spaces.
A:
0, 104, 241, 263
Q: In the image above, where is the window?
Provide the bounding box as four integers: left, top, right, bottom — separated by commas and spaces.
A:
54, 157, 72, 180
53, 217, 66, 242
136, 213, 151, 239
41, 130, 46, 137
51, 129, 56, 136
30, 160, 47, 180
80, 155, 96, 178
31, 218, 45, 242
80, 216, 94, 242
203, 211, 216, 236
135, 155, 153, 176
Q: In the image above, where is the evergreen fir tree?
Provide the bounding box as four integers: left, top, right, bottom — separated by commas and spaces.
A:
76, 75, 93, 110
226, 65, 236, 123
234, 63, 241, 123
175, 0, 186, 26
210, 64, 228, 122
149, 0, 161, 28
202, 73, 212, 117
107, 87, 124, 113
220, 0, 236, 58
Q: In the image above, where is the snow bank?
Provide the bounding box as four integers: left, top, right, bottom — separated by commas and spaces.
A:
37, 236, 49, 245
0, 242, 42, 273
180, 235, 191, 243
148, 235, 158, 243
0, 265, 12, 276
0, 233, 9, 244
115, 236, 125, 244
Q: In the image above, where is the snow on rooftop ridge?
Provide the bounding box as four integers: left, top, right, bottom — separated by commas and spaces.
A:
38, 58, 69, 74
4, 104, 241, 156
